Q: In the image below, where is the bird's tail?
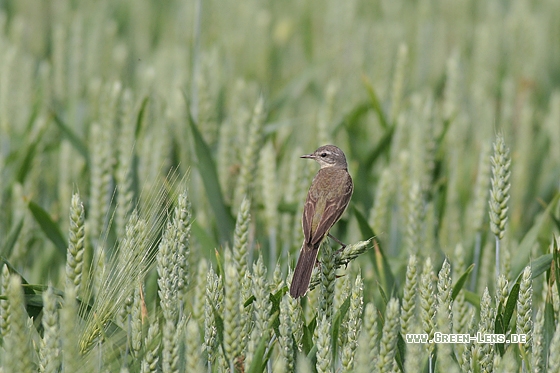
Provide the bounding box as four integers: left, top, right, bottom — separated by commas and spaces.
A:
290, 244, 320, 298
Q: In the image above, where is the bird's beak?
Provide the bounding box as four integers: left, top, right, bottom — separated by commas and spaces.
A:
300, 153, 314, 159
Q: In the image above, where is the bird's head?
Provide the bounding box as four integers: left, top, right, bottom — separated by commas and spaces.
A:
301, 145, 348, 169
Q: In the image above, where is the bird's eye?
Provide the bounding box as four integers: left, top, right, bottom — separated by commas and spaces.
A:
320, 153, 327, 157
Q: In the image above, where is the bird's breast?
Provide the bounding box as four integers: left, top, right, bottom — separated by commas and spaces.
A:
309, 168, 352, 199
307, 168, 352, 229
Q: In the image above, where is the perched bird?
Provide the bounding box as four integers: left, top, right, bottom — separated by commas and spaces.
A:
289, 145, 353, 298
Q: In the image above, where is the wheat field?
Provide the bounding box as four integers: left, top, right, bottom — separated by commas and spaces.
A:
0, 0, 559, 372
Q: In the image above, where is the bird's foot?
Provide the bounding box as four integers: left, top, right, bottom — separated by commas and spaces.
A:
328, 233, 347, 249
335, 246, 347, 255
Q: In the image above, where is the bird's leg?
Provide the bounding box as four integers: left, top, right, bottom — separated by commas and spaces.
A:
328, 233, 347, 253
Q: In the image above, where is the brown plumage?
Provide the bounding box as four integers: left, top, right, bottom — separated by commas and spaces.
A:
290, 145, 353, 298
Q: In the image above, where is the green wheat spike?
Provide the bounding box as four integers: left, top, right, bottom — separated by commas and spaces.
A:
0, 264, 11, 339
517, 266, 533, 350
315, 314, 331, 373
223, 250, 241, 369
259, 141, 279, 254
115, 89, 137, 239
477, 288, 495, 373
363, 303, 379, 367
341, 274, 364, 372
185, 319, 204, 372
39, 285, 60, 373
140, 321, 160, 373
130, 287, 142, 357
436, 259, 453, 331
354, 329, 375, 373
279, 295, 295, 372
369, 167, 393, 240
405, 182, 423, 255
495, 274, 508, 310
5, 275, 34, 373
489, 134, 511, 278
61, 286, 80, 373
193, 259, 209, 324
66, 193, 86, 295
319, 242, 337, 321
233, 197, 251, 280
494, 348, 518, 373
404, 324, 425, 373
390, 43, 408, 123
233, 97, 264, 211
419, 257, 435, 357
377, 298, 400, 373
203, 266, 222, 369
532, 305, 545, 373
401, 254, 418, 335
549, 322, 560, 371
252, 255, 272, 340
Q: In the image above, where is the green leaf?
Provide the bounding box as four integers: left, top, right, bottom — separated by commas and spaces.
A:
362, 75, 389, 129
191, 220, 218, 259
269, 66, 316, 114
333, 102, 371, 135
28, 201, 67, 258
135, 96, 149, 139
364, 125, 395, 170
512, 193, 559, 275
530, 254, 553, 280
246, 334, 269, 373
543, 192, 560, 224
22, 283, 52, 293
554, 240, 560, 300
435, 116, 455, 149
16, 126, 47, 185
263, 315, 279, 364
395, 333, 406, 372
494, 282, 519, 355
0, 257, 41, 320
0, 256, 32, 289
306, 344, 318, 369
331, 295, 351, 367
543, 299, 556, 356
244, 294, 256, 308
1, 218, 24, 258
302, 316, 316, 355
352, 206, 396, 293
548, 208, 560, 232
24, 293, 45, 320
377, 280, 389, 307
502, 283, 519, 331
269, 288, 285, 338
494, 310, 505, 355
186, 106, 235, 244
463, 290, 481, 310
214, 248, 224, 278
51, 111, 89, 164
451, 264, 474, 300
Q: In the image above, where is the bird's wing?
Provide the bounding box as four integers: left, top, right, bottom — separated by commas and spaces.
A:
304, 173, 353, 246
302, 192, 315, 246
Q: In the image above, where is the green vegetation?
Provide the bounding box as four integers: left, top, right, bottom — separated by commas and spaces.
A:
0, 0, 559, 371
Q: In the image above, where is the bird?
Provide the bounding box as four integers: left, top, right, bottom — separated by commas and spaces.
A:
289, 145, 353, 298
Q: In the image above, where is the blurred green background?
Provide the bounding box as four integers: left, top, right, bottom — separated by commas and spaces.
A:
1, 0, 558, 281
0, 0, 560, 370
